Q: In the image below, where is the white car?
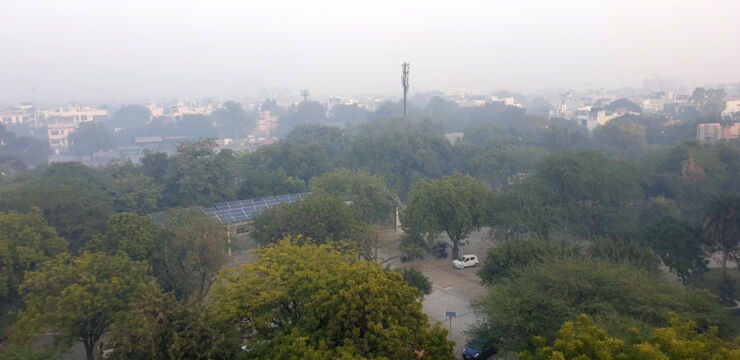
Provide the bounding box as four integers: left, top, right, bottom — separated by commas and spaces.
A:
452, 255, 479, 269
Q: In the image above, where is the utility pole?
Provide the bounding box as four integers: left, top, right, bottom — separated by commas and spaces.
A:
402, 62, 410, 119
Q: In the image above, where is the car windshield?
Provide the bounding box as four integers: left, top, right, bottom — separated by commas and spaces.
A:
458, 257, 466, 261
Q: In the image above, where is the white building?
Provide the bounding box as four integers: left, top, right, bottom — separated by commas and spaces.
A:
0, 105, 39, 127
168, 102, 215, 121
723, 100, 740, 119
147, 101, 164, 121
42, 105, 108, 153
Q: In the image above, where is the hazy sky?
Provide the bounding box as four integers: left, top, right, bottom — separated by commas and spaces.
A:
1, 0, 739, 104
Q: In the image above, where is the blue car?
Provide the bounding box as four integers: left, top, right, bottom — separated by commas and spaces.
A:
462, 338, 497, 359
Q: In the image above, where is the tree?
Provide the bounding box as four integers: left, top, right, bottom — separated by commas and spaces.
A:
83, 213, 158, 262
604, 98, 642, 113
12, 252, 150, 360
403, 173, 491, 259
0, 208, 67, 306
520, 313, 740, 360
477, 237, 580, 285
211, 101, 255, 138
0, 124, 50, 169
396, 268, 433, 297
237, 168, 307, 199
639, 196, 681, 228
642, 217, 707, 282
0, 163, 115, 253
106, 286, 239, 360
68, 122, 116, 159
160, 140, 238, 207
154, 209, 229, 301
702, 193, 740, 277
110, 174, 164, 214
110, 104, 151, 129
213, 239, 454, 359
310, 168, 397, 225
251, 193, 373, 256
471, 258, 728, 353
595, 120, 647, 158
691, 87, 727, 121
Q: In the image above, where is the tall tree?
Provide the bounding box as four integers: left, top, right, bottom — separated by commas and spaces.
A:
310, 168, 397, 225
0, 208, 67, 307
643, 217, 707, 282
471, 258, 728, 352
251, 192, 373, 256
403, 173, 491, 259
106, 286, 238, 360
154, 209, 229, 301
213, 239, 454, 359
68, 122, 116, 159
83, 213, 158, 262
702, 193, 740, 277
12, 252, 150, 360
521, 313, 740, 360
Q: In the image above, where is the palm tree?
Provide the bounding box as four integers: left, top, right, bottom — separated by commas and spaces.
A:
702, 193, 740, 276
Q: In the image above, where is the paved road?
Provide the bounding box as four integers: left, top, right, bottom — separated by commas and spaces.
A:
395, 228, 496, 359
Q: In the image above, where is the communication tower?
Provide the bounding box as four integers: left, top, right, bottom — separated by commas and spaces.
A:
402, 63, 410, 119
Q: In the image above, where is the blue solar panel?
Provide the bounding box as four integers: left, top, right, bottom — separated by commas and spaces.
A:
170, 192, 310, 224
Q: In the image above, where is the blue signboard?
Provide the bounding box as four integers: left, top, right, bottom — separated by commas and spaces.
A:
445, 311, 456, 317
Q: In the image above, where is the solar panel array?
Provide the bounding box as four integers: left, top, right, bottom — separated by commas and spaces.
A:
202, 192, 310, 224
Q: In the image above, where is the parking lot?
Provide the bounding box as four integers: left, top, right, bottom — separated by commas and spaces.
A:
383, 228, 495, 359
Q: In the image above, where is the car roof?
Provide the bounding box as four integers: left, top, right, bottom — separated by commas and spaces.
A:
462, 254, 476, 257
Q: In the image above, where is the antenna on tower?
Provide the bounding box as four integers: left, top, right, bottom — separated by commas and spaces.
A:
300, 89, 310, 103
402, 63, 410, 119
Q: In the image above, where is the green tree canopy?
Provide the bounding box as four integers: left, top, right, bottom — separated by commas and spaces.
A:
106, 285, 239, 360
0, 163, 115, 252
12, 252, 150, 360
703, 193, 740, 277
153, 209, 229, 301
0, 207, 67, 306
83, 213, 158, 262
643, 217, 707, 282
403, 173, 492, 258
213, 239, 454, 359
310, 168, 397, 225
251, 192, 373, 255
471, 258, 728, 353
68, 122, 116, 159
520, 313, 740, 360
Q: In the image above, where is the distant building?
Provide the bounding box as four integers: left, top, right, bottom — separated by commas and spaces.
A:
256, 111, 278, 136
697, 123, 740, 142
42, 105, 108, 153
723, 100, 740, 119
147, 101, 164, 121
0, 105, 39, 127
168, 102, 215, 121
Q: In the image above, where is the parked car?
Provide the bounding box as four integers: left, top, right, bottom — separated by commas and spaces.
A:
452, 254, 479, 269
462, 338, 497, 359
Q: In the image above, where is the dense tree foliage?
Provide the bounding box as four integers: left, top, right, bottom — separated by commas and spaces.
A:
153, 209, 229, 301
643, 217, 708, 282
0, 208, 66, 306
471, 258, 728, 352
403, 173, 492, 258
12, 252, 150, 360
0, 124, 49, 172
214, 239, 454, 359
251, 193, 373, 255
68, 121, 116, 159
520, 313, 740, 360
310, 168, 397, 225
106, 285, 239, 360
